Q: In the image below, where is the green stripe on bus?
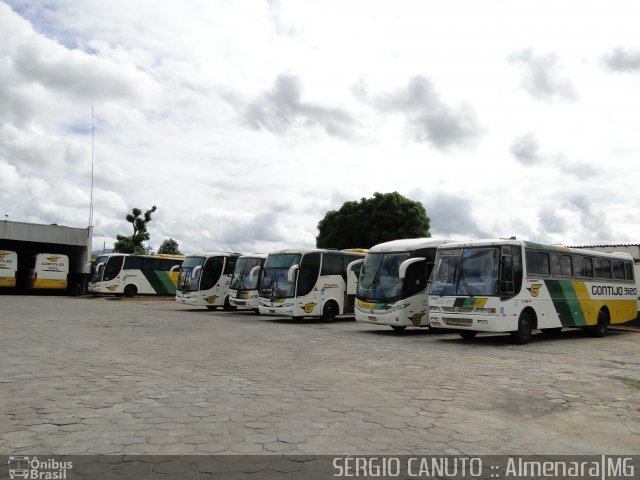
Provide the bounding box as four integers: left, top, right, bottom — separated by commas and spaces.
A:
141, 270, 172, 295
157, 271, 177, 295
544, 280, 587, 327
453, 298, 477, 308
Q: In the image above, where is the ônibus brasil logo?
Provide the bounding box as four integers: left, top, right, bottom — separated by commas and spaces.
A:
8, 456, 73, 479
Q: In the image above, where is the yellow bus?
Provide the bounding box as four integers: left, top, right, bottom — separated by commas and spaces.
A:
89, 253, 184, 296
0, 250, 18, 288
27, 253, 69, 290
429, 239, 637, 344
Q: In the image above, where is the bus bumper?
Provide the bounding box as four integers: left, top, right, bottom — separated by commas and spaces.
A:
429, 314, 517, 333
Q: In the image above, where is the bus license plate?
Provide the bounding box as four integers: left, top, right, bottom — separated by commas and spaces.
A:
270, 309, 276, 314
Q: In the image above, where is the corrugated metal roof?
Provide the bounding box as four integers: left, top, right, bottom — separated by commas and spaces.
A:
0, 220, 91, 246
568, 244, 640, 248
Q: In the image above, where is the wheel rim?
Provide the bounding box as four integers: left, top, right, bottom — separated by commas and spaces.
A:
324, 302, 336, 320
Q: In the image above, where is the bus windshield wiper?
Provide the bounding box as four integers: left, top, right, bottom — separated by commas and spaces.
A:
370, 266, 382, 300
457, 257, 474, 297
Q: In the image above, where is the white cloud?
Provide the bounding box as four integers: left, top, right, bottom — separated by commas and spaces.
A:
509, 132, 543, 166
603, 47, 640, 73
1, 0, 639, 254
508, 48, 578, 102
355, 76, 483, 150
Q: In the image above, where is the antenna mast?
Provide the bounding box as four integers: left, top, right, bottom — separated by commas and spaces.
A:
89, 106, 95, 227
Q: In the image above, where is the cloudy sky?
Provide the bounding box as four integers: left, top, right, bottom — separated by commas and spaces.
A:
2, 0, 640, 254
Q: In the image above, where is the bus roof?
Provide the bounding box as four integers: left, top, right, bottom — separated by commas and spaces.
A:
95, 252, 184, 260
238, 253, 268, 259
268, 248, 365, 256
184, 252, 241, 258
438, 239, 634, 261
368, 238, 454, 253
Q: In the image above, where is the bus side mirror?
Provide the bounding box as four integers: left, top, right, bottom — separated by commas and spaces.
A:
191, 265, 202, 279
169, 265, 179, 274
398, 257, 425, 279
346, 258, 364, 275
425, 261, 435, 282
249, 265, 261, 282
287, 264, 299, 283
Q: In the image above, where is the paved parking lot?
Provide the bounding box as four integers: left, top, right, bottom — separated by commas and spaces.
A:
0, 295, 638, 456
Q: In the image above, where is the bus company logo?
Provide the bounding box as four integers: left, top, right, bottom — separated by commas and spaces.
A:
0, 251, 8, 259
46, 256, 60, 263
8, 456, 73, 479
106, 285, 118, 292
410, 311, 426, 326
207, 295, 218, 304
527, 283, 542, 297
303, 302, 317, 313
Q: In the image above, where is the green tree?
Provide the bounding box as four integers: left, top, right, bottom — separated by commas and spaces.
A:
158, 238, 181, 255
316, 192, 430, 249
113, 206, 157, 254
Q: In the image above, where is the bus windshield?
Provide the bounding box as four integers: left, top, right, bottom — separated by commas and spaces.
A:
177, 256, 205, 293
357, 252, 411, 302
92, 255, 109, 282
430, 247, 500, 296
259, 254, 301, 299
230, 257, 263, 290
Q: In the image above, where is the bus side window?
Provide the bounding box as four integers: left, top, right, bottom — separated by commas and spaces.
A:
321, 253, 343, 277
124, 257, 142, 270
624, 261, 634, 282
201, 258, 223, 290
574, 256, 594, 278
224, 257, 238, 275
512, 246, 523, 294
104, 256, 124, 281
611, 260, 625, 281
500, 246, 514, 297
526, 250, 549, 276
594, 258, 612, 279
297, 252, 321, 297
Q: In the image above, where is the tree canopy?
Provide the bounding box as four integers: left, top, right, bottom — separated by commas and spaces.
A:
158, 238, 181, 255
113, 206, 157, 254
316, 192, 430, 249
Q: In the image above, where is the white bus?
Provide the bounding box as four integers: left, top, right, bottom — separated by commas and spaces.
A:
228, 253, 268, 312
175, 252, 241, 309
428, 239, 637, 344
258, 248, 367, 320
0, 250, 18, 288
27, 253, 69, 290
89, 253, 184, 296
354, 238, 452, 331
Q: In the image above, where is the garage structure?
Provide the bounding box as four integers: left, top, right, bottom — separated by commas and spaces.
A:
0, 220, 92, 294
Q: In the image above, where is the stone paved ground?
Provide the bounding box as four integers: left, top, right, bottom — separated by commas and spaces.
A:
0, 295, 638, 456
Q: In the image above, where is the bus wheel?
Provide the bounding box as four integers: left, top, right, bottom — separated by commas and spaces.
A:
253, 308, 260, 314
459, 331, 477, 340
391, 325, 407, 332
321, 301, 338, 322
511, 310, 534, 344
123, 284, 137, 298
223, 297, 236, 311
589, 309, 609, 337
